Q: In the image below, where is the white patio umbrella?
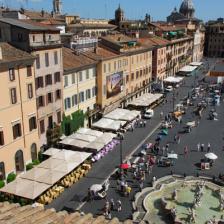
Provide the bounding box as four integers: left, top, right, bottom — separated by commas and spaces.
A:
205, 153, 218, 160
167, 153, 178, 159
90, 184, 102, 193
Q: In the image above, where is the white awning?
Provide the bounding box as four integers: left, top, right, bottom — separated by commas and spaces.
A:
70, 133, 97, 142
95, 132, 117, 144
85, 142, 105, 152
104, 108, 140, 121
190, 62, 203, 67
179, 65, 197, 72
92, 118, 126, 131
164, 76, 183, 83
128, 93, 163, 107
42, 148, 61, 156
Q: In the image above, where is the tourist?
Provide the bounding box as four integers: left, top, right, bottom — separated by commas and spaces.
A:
177, 135, 181, 144
110, 198, 115, 211
117, 199, 122, 212
152, 176, 156, 186
207, 143, 211, 152
201, 143, 204, 152
160, 111, 164, 119
184, 146, 188, 156
197, 143, 200, 152
162, 146, 166, 156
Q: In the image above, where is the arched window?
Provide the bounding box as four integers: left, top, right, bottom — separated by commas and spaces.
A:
15, 150, 24, 173
31, 143, 37, 161
0, 162, 5, 180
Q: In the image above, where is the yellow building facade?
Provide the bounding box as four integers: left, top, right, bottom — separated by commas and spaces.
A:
0, 43, 40, 178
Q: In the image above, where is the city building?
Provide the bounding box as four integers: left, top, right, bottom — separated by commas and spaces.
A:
192, 29, 205, 62
0, 18, 63, 147
63, 47, 98, 126
204, 19, 224, 58
0, 42, 39, 177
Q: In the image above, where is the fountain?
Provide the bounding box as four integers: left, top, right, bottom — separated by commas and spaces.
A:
133, 176, 224, 224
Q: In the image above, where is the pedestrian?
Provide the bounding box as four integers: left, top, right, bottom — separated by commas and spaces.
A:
110, 198, 115, 211
152, 176, 156, 186
184, 146, 188, 156
197, 143, 200, 152
117, 199, 122, 212
162, 146, 166, 156
207, 143, 211, 152
143, 120, 146, 127
160, 111, 164, 119
107, 210, 112, 220
177, 135, 180, 144
174, 135, 177, 143
140, 120, 143, 127
201, 143, 204, 152
139, 180, 144, 192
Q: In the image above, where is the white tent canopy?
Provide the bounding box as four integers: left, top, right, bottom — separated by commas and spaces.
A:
104, 108, 140, 121
95, 132, 117, 145
70, 133, 97, 142
0, 178, 51, 200
179, 65, 197, 73
85, 142, 105, 152
128, 93, 163, 107
77, 128, 103, 137
92, 118, 126, 131
164, 76, 183, 83
190, 62, 203, 67
42, 148, 61, 156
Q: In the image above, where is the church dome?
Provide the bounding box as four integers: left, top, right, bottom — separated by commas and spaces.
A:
115, 4, 124, 14
179, 0, 195, 15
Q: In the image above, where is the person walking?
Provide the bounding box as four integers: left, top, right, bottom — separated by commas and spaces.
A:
207, 143, 211, 152
184, 146, 188, 157
160, 111, 164, 119
162, 146, 166, 156
110, 198, 115, 211
117, 199, 122, 212
177, 135, 181, 144
143, 120, 146, 127
197, 143, 200, 152
201, 143, 204, 152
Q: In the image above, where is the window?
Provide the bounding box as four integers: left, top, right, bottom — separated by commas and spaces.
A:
79, 72, 83, 82
27, 84, 33, 99
36, 54, 40, 69
79, 92, 85, 103
64, 76, 69, 87
92, 67, 96, 77
48, 116, 53, 129
54, 51, 58, 65
64, 98, 71, 110
131, 73, 134, 80
27, 66, 32, 77
12, 123, 22, 139
29, 116, 37, 131
57, 111, 61, 123
54, 72, 60, 83
31, 143, 37, 161
0, 162, 5, 180
9, 68, 15, 81
37, 96, 45, 107
72, 94, 78, 106
45, 74, 52, 86
35, 77, 44, 89
45, 53, 49, 67
39, 120, 45, 134
114, 61, 117, 70
92, 86, 96, 97
86, 89, 91, 100
136, 71, 139, 79
0, 131, 4, 146
71, 73, 75, 84
55, 89, 61, 100
140, 70, 143, 77
108, 63, 111, 72
46, 92, 53, 104
10, 88, 17, 104
126, 75, 129, 83
86, 69, 89, 79
104, 64, 107, 73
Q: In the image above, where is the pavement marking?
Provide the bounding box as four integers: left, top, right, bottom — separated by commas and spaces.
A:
76, 122, 161, 211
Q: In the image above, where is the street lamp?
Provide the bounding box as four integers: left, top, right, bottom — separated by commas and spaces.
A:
118, 132, 123, 174
173, 88, 176, 113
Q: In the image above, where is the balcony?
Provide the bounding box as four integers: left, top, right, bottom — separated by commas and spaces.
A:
30, 40, 61, 48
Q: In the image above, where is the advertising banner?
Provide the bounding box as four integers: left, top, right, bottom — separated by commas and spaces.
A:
106, 72, 123, 99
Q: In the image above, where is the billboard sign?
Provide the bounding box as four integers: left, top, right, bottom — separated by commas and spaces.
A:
106, 72, 123, 99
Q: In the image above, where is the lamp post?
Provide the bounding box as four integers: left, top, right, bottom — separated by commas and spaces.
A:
173, 88, 175, 113
118, 131, 123, 174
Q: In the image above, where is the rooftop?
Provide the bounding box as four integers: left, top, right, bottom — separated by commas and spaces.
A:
0, 202, 132, 224
68, 23, 116, 29
0, 17, 59, 31
63, 47, 97, 73
138, 36, 170, 48
101, 33, 136, 44
83, 46, 120, 61
0, 42, 35, 64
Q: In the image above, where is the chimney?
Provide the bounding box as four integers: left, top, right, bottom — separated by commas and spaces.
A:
0, 47, 2, 60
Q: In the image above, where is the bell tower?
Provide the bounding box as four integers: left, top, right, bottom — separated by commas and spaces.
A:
53, 0, 62, 14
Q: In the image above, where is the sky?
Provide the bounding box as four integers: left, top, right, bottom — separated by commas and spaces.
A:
1, 0, 224, 22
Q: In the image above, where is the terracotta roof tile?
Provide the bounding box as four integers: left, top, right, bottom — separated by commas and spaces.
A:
0, 42, 34, 64
0, 202, 133, 224
62, 47, 97, 73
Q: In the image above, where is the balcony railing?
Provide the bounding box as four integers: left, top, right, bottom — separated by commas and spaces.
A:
30, 40, 61, 47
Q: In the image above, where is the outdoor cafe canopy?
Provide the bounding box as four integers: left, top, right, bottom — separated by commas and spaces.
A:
179, 65, 197, 73
0, 178, 51, 200
163, 76, 183, 84
104, 108, 140, 121
128, 93, 163, 107
0, 150, 92, 200
92, 118, 126, 131
77, 128, 103, 137
42, 148, 61, 156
